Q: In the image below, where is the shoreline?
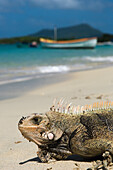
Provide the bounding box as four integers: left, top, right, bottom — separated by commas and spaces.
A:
0, 66, 113, 169
0, 72, 69, 101
0, 63, 113, 101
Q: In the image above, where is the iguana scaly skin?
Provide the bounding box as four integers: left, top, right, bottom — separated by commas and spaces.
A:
18, 100, 113, 169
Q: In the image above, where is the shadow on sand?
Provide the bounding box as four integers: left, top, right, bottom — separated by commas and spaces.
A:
19, 154, 95, 165
19, 157, 42, 165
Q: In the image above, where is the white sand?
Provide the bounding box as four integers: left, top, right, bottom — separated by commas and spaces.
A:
0, 67, 113, 170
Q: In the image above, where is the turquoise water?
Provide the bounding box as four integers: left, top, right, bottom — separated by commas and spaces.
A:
0, 44, 113, 85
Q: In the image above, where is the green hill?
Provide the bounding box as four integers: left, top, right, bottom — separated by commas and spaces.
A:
30, 24, 103, 39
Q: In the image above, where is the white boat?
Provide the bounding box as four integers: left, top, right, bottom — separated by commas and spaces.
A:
40, 37, 97, 49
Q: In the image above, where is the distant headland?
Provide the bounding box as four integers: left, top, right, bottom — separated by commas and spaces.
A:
0, 24, 113, 44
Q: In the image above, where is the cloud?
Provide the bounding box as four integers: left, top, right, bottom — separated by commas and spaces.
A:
29, 0, 80, 9
28, 0, 109, 10
0, 0, 112, 11
0, 0, 24, 6
0, 0, 25, 12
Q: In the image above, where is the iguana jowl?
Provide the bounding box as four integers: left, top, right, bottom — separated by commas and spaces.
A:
18, 100, 113, 169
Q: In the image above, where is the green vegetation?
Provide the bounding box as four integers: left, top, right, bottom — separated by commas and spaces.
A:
98, 34, 113, 42
1, 34, 113, 44
0, 36, 40, 44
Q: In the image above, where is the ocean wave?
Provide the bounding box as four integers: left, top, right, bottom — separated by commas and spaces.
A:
38, 65, 70, 73
85, 56, 113, 62
0, 59, 112, 86
6, 65, 70, 75
63, 56, 113, 63
0, 65, 70, 85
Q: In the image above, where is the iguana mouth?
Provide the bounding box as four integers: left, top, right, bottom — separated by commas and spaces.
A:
18, 125, 49, 145
19, 125, 38, 129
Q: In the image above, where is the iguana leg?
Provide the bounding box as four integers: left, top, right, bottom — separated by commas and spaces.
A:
37, 149, 57, 163
37, 147, 70, 163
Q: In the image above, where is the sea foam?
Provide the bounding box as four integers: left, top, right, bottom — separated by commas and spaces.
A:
85, 56, 113, 62
38, 65, 70, 73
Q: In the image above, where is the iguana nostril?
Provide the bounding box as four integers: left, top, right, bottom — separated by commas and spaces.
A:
19, 116, 26, 124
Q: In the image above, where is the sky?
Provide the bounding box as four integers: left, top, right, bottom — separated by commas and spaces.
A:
0, 0, 113, 38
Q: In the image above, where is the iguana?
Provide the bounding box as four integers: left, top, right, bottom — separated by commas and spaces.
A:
18, 100, 113, 170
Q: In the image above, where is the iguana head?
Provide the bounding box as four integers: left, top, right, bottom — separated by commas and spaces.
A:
18, 112, 63, 146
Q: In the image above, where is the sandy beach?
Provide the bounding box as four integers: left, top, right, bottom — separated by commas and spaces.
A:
0, 66, 113, 170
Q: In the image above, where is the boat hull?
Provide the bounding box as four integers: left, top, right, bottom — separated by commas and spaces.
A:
40, 38, 97, 49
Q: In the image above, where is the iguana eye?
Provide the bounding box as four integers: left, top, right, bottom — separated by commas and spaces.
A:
32, 117, 42, 125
